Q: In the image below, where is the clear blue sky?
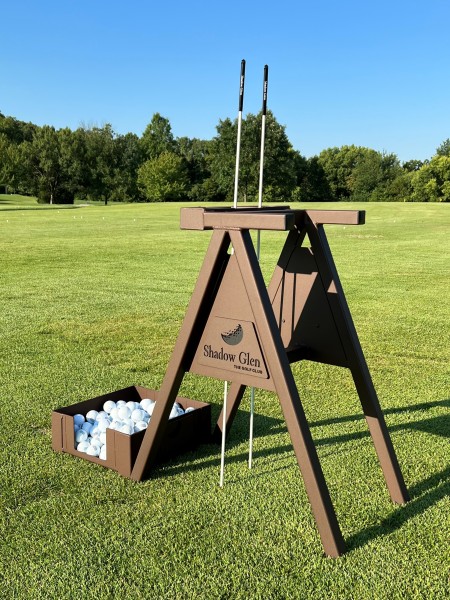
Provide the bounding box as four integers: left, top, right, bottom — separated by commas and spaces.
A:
2, 0, 449, 162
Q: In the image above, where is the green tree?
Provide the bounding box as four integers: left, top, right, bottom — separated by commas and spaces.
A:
318, 145, 370, 200
140, 113, 176, 161
436, 138, 450, 157
402, 159, 425, 172
410, 155, 450, 202
21, 126, 75, 203
110, 133, 143, 202
77, 124, 116, 202
177, 137, 221, 202
209, 111, 297, 203
137, 151, 188, 202
349, 151, 404, 201
0, 113, 37, 144
0, 134, 21, 191
294, 156, 332, 202
317, 145, 406, 201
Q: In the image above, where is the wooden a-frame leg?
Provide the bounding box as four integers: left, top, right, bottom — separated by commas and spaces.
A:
131, 230, 230, 481
307, 223, 409, 504
231, 229, 345, 557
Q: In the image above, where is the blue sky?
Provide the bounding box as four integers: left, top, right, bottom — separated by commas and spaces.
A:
2, 0, 449, 162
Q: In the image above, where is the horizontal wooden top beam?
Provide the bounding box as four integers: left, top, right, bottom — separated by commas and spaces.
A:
180, 207, 296, 231
180, 206, 365, 231
303, 209, 365, 226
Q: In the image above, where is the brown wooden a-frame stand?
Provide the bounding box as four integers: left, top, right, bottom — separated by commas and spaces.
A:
131, 206, 409, 557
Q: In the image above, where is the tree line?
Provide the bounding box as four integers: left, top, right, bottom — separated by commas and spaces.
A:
0, 111, 449, 203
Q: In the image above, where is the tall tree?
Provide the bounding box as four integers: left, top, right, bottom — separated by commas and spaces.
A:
137, 151, 188, 202
110, 132, 143, 202
0, 113, 37, 144
140, 113, 176, 161
410, 155, 450, 202
209, 111, 297, 203
0, 134, 22, 191
21, 126, 75, 203
436, 138, 450, 157
295, 156, 332, 202
79, 124, 116, 202
349, 151, 404, 201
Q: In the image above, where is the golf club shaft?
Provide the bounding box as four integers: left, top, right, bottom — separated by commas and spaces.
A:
222, 60, 246, 486
249, 65, 268, 469
257, 64, 268, 210
233, 59, 246, 208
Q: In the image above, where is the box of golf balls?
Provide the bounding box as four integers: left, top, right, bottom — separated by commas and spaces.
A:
52, 385, 211, 479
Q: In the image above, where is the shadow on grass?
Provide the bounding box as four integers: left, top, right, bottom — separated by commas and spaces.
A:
151, 397, 449, 552
346, 464, 450, 552
155, 397, 449, 474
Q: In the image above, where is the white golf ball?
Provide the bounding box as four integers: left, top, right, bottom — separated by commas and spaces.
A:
75, 429, 88, 443
110, 407, 119, 420
86, 445, 100, 457
174, 402, 184, 416
103, 400, 116, 414
99, 431, 107, 445
108, 420, 121, 430
90, 424, 100, 438
169, 406, 179, 420
184, 407, 195, 414
90, 438, 103, 450
77, 440, 90, 453
96, 419, 109, 433
86, 410, 99, 423
99, 446, 107, 461
126, 401, 138, 412
131, 408, 145, 423
81, 422, 93, 434
116, 400, 127, 408
140, 398, 152, 411
118, 405, 131, 420
74, 414, 85, 427
96, 410, 109, 421
134, 421, 148, 432
119, 423, 134, 435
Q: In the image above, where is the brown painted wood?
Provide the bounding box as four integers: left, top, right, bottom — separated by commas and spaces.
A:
305, 221, 409, 504
180, 207, 296, 231
131, 229, 230, 480
303, 209, 365, 226
131, 206, 407, 557
229, 228, 345, 557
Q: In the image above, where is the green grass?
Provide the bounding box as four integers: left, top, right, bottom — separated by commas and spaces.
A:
1, 200, 449, 599
0, 193, 127, 211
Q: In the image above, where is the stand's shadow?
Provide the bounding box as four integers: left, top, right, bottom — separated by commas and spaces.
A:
151, 397, 449, 552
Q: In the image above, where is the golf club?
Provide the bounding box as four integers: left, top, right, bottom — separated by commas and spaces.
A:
220, 59, 246, 488
249, 64, 268, 469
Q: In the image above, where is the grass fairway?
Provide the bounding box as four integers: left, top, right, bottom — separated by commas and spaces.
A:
1, 200, 449, 599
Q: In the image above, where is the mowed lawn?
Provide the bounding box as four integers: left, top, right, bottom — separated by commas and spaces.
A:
0, 198, 449, 599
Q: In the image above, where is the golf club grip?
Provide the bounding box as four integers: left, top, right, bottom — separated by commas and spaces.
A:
239, 59, 246, 112
262, 64, 268, 115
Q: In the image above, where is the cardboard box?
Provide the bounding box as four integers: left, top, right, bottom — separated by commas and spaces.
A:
52, 385, 211, 479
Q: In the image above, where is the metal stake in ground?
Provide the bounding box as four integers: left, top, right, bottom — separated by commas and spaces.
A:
220, 59, 246, 488
249, 64, 268, 469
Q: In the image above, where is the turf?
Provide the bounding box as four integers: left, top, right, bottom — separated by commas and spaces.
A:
1, 199, 449, 599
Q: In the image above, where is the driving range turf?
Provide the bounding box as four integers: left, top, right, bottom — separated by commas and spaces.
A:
1, 197, 449, 599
